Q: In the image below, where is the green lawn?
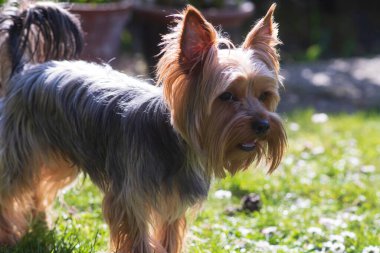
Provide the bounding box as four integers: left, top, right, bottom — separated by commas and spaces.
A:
1, 110, 380, 253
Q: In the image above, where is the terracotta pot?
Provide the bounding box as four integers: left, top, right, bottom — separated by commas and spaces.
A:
131, 2, 255, 74
70, 1, 133, 63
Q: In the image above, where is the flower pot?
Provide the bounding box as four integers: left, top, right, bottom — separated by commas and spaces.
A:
70, 1, 133, 64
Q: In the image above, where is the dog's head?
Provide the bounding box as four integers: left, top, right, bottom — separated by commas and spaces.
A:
157, 4, 286, 177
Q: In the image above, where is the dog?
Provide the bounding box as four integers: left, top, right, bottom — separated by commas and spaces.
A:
0, 2, 286, 253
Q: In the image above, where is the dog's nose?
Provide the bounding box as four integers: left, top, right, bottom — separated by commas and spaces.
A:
252, 119, 270, 135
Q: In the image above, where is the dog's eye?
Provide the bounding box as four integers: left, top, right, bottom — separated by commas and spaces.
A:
259, 91, 271, 102
219, 92, 237, 102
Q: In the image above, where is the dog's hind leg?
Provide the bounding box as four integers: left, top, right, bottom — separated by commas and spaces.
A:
0, 184, 35, 245
0, 112, 76, 243
0, 156, 79, 245
0, 143, 39, 245
33, 156, 79, 224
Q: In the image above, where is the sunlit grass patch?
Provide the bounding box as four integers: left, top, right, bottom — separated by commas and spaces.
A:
190, 110, 380, 252
1, 110, 380, 252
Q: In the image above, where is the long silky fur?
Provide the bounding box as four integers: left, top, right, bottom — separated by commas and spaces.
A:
0, 60, 210, 251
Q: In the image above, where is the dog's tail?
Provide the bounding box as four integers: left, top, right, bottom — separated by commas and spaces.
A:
0, 1, 83, 94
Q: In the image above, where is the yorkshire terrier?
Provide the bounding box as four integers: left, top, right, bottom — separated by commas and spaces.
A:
0, 1, 286, 253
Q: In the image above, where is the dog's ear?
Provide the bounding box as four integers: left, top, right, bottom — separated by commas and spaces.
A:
243, 3, 279, 49
180, 5, 217, 68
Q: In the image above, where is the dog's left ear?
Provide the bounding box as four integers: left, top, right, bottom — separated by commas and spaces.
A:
180, 5, 217, 68
243, 3, 279, 49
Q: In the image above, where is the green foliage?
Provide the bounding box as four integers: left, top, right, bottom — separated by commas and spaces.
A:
305, 44, 322, 62
194, 110, 380, 252
0, 221, 98, 253
1, 110, 380, 252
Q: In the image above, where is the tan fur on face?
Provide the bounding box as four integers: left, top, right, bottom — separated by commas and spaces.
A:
157, 6, 231, 148
200, 49, 286, 177
157, 4, 286, 178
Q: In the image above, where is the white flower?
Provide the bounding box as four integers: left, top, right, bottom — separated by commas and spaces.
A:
362, 246, 380, 253
312, 146, 325, 155
319, 217, 347, 230
262, 226, 277, 236
307, 227, 324, 236
331, 243, 345, 253
238, 227, 251, 236
341, 231, 356, 240
224, 244, 231, 250
348, 213, 364, 222
295, 198, 311, 209
289, 122, 300, 131
329, 234, 345, 244
322, 241, 345, 253
348, 157, 360, 166
255, 240, 271, 251
311, 113, 329, 123
214, 189, 232, 199
322, 241, 334, 251
361, 165, 376, 174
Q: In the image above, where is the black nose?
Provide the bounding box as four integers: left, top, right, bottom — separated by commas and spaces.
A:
252, 119, 270, 135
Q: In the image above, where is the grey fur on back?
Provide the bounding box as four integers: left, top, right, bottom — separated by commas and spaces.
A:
0, 60, 210, 205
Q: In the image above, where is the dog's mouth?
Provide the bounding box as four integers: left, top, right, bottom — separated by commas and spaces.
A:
239, 140, 257, 152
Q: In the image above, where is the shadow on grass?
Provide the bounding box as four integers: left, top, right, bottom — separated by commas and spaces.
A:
0, 221, 98, 253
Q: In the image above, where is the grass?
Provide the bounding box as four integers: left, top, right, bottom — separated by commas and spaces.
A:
1, 110, 380, 253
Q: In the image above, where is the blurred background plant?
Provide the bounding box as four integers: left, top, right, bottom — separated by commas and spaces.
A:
254, 1, 380, 62
4, 0, 378, 63
125, 0, 380, 63
141, 0, 245, 9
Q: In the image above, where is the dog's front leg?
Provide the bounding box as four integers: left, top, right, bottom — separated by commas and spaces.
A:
103, 191, 154, 253
155, 216, 186, 253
